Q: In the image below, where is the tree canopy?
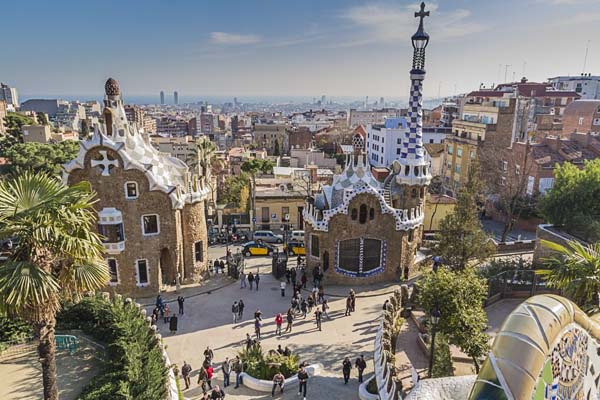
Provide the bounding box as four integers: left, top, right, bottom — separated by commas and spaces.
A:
1, 140, 79, 176
538, 159, 600, 242
418, 267, 490, 373
433, 163, 495, 269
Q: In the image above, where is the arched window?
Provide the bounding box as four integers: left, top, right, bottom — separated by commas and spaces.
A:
359, 204, 367, 224
351, 208, 358, 220
369, 207, 375, 220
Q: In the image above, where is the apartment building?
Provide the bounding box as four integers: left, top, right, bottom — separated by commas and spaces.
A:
254, 123, 289, 155
549, 74, 600, 100
348, 108, 407, 127
155, 116, 197, 137
562, 100, 600, 135
0, 83, 18, 109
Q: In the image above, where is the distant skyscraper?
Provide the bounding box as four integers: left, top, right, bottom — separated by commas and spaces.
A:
380, 97, 385, 107
174, 91, 178, 105
233, 97, 238, 106
321, 95, 326, 104
0, 83, 19, 109
160, 91, 165, 105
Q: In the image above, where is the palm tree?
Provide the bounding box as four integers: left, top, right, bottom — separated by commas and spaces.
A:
0, 172, 108, 400
241, 158, 274, 230
541, 239, 600, 311
190, 138, 217, 178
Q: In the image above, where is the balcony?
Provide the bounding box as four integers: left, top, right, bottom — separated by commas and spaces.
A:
104, 241, 125, 254
98, 208, 125, 254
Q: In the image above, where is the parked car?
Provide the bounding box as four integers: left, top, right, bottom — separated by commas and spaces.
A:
286, 241, 305, 256
252, 230, 283, 244
290, 230, 304, 242
242, 241, 275, 257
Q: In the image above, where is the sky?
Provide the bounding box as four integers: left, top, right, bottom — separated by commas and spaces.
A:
2, 0, 600, 99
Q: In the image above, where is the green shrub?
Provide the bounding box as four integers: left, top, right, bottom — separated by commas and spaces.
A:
366, 376, 378, 394
431, 333, 454, 378
0, 316, 33, 344
238, 343, 299, 380
56, 295, 168, 400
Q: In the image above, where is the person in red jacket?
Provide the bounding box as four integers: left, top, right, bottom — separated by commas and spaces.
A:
206, 365, 214, 391
275, 313, 283, 336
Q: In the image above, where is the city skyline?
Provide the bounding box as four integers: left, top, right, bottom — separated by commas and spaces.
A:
2, 0, 599, 98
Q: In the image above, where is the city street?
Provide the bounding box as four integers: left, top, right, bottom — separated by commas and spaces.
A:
155, 243, 395, 400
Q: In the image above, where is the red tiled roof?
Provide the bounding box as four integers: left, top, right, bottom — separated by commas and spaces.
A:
466, 91, 505, 98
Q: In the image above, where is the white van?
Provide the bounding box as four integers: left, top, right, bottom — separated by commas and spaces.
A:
290, 230, 305, 242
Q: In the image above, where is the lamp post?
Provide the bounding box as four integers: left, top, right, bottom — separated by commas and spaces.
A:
428, 306, 441, 378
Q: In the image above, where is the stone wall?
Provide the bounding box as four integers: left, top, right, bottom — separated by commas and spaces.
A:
181, 201, 208, 282
306, 192, 420, 285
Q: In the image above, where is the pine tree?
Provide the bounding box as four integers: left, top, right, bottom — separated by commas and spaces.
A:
433, 162, 495, 270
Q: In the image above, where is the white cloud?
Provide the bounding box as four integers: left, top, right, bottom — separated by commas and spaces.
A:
339, 2, 484, 46
209, 32, 262, 45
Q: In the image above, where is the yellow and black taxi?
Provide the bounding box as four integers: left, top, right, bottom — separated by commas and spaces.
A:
286, 241, 305, 256
242, 241, 275, 257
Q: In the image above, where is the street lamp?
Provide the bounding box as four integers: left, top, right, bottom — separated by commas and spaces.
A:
428, 306, 441, 378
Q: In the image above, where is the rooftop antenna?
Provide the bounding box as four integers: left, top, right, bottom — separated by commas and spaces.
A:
582, 40, 591, 74
504, 64, 512, 83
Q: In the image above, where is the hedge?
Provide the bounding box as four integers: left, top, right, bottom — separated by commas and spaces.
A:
57, 296, 168, 400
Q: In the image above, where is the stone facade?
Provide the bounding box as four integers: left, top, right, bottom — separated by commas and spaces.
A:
63, 79, 209, 297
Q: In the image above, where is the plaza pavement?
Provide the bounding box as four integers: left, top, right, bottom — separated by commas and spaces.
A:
147, 244, 394, 400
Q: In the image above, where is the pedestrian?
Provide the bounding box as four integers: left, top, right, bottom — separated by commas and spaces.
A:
248, 272, 255, 290
350, 289, 356, 312
156, 294, 163, 310
307, 295, 315, 313
169, 314, 178, 334
284, 346, 291, 356
355, 355, 367, 383
214, 259, 219, 275
163, 303, 170, 323
232, 301, 239, 323
233, 355, 243, 389
254, 309, 263, 321
297, 365, 309, 400
198, 365, 209, 393
255, 273, 260, 291
240, 270, 247, 289
300, 298, 308, 319
285, 309, 294, 333
204, 346, 214, 364
210, 385, 225, 399
220, 259, 225, 274
317, 286, 325, 303
301, 273, 307, 289
342, 357, 352, 384
345, 296, 352, 316
280, 281, 286, 297
383, 299, 390, 311
291, 268, 297, 287
322, 299, 330, 320
177, 295, 185, 315
254, 317, 262, 339
159, 303, 165, 321
275, 313, 283, 336
222, 357, 231, 388
285, 268, 291, 284
272, 370, 285, 396
315, 307, 323, 331
238, 299, 245, 319
403, 265, 409, 281
277, 344, 284, 354
181, 361, 192, 390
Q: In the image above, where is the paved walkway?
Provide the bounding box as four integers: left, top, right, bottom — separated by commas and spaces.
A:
148, 247, 394, 400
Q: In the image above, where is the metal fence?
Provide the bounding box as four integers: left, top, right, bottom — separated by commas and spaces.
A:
486, 269, 558, 305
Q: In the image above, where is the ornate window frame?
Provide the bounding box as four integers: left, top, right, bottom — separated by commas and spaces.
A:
335, 237, 387, 278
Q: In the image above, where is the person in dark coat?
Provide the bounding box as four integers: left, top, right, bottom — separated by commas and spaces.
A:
355, 355, 367, 383
254, 273, 260, 291
238, 299, 245, 319
342, 357, 352, 384
169, 315, 178, 334
248, 272, 255, 289
177, 296, 185, 315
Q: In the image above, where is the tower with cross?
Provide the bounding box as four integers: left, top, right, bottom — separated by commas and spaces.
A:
394, 1, 432, 211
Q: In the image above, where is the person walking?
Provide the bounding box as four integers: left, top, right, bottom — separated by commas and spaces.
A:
248, 272, 255, 290
322, 299, 330, 320
301, 273, 307, 289
219, 259, 225, 274
350, 289, 356, 312
169, 314, 178, 334
232, 301, 239, 323
210, 385, 225, 399
204, 346, 214, 364
355, 355, 367, 383
317, 286, 325, 304
285, 268, 291, 284
300, 298, 308, 319
285, 309, 294, 333
297, 365, 309, 400
342, 357, 352, 384
213, 259, 219, 275
280, 281, 286, 297
181, 361, 192, 390
275, 313, 283, 336
206, 364, 214, 391
163, 303, 170, 323
254, 317, 262, 339
198, 365, 209, 393
254, 309, 263, 321
233, 355, 243, 389
240, 270, 247, 289
345, 296, 352, 316
314, 307, 323, 331
238, 299, 245, 319
291, 268, 297, 287
177, 296, 185, 315
255, 273, 260, 291
307, 295, 315, 313
271, 371, 285, 396
222, 357, 231, 388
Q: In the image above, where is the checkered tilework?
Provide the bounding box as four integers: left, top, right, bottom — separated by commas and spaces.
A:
400, 78, 425, 161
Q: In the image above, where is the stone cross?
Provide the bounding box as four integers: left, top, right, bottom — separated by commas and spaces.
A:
415, 2, 430, 23
91, 150, 118, 176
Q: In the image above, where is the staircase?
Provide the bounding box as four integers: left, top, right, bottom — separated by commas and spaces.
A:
383, 181, 392, 206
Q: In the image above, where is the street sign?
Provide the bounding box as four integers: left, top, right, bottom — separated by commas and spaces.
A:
252, 217, 257, 223
271, 213, 277, 220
